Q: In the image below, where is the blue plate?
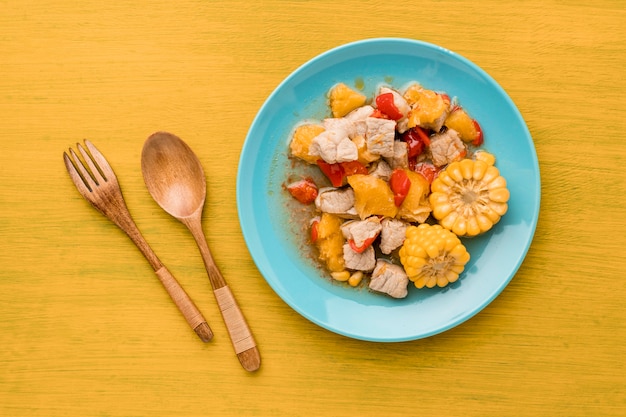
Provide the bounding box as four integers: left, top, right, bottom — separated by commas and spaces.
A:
237, 38, 540, 342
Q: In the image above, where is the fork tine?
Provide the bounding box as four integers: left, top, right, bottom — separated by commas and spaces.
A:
70, 147, 99, 189
84, 139, 118, 183
77, 141, 105, 185
63, 149, 93, 194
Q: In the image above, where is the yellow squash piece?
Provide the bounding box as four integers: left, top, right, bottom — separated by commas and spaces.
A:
399, 224, 470, 289
429, 159, 510, 237
315, 213, 345, 272
329, 83, 367, 118
403, 85, 450, 129
290, 124, 325, 164
444, 108, 479, 143
396, 169, 431, 223
347, 174, 398, 219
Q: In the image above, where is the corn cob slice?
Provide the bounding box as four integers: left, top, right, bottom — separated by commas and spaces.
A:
399, 224, 470, 289
429, 158, 509, 237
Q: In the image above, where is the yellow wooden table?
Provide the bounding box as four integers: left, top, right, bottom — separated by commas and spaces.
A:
2, 1, 625, 416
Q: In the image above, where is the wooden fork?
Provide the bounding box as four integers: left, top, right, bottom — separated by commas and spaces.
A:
63, 140, 213, 342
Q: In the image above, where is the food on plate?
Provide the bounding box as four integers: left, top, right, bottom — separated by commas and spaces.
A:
290, 124, 326, 164
430, 159, 509, 237
285, 81, 509, 298
312, 213, 345, 273
285, 178, 318, 204
444, 106, 484, 146
329, 83, 368, 117
399, 224, 469, 289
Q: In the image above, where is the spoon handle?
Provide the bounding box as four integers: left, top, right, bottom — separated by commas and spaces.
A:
214, 285, 260, 369
186, 218, 260, 372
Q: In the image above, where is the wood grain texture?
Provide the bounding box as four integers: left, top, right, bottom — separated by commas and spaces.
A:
1, 1, 625, 416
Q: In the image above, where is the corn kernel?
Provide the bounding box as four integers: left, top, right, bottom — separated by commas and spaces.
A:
472, 160, 489, 180
482, 166, 500, 184
474, 150, 496, 166
446, 162, 463, 182
489, 188, 510, 203
488, 176, 507, 190
459, 158, 474, 179
348, 271, 363, 287
331, 271, 350, 282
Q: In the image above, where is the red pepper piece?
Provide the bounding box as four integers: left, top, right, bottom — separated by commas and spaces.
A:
310, 219, 319, 243
414, 126, 431, 146
414, 162, 439, 183
340, 160, 368, 176
472, 120, 484, 146
286, 178, 318, 204
317, 160, 369, 187
375, 92, 404, 120
401, 127, 431, 158
316, 160, 344, 187
348, 235, 378, 254
389, 169, 411, 207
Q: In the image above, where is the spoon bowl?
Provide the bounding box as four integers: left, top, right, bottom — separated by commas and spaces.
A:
141, 131, 260, 372
141, 134, 205, 219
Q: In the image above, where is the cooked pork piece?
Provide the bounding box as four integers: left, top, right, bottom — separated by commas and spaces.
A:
340, 217, 382, 248
343, 244, 376, 272
365, 117, 396, 157
315, 187, 357, 217
368, 159, 392, 181
323, 117, 356, 138
369, 260, 409, 298
380, 218, 409, 255
429, 128, 466, 167
345, 105, 375, 121
309, 129, 358, 164
344, 105, 374, 137
384, 141, 409, 169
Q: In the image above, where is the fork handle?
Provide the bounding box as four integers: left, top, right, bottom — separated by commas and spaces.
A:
155, 266, 213, 342
113, 214, 213, 343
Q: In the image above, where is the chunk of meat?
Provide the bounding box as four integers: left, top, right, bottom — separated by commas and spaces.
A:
344, 105, 374, 137
315, 187, 356, 216
384, 141, 409, 169
369, 260, 409, 298
322, 117, 357, 138
345, 105, 375, 122
340, 217, 382, 248
379, 218, 409, 255
343, 244, 376, 271
365, 117, 396, 157
367, 159, 392, 182
310, 107, 390, 164
429, 129, 466, 167
309, 129, 358, 164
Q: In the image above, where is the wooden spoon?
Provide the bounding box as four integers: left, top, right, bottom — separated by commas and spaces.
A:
141, 131, 260, 372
